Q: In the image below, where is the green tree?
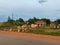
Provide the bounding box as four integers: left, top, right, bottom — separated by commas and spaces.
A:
16, 18, 25, 26
7, 16, 11, 23
7, 16, 15, 25
18, 18, 24, 22
54, 19, 60, 24
27, 17, 40, 25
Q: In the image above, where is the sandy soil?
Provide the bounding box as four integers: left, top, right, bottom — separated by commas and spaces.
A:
0, 31, 60, 42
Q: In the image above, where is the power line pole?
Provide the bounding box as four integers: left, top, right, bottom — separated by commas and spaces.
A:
12, 12, 14, 25
11, 8, 14, 20
12, 12, 13, 20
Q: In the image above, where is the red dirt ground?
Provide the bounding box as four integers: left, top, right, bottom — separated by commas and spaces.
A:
0, 31, 60, 42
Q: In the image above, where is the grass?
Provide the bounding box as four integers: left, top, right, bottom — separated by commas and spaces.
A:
26, 30, 60, 36
0, 23, 60, 36
0, 25, 60, 36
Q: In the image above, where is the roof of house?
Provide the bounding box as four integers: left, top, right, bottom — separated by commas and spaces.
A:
35, 20, 46, 24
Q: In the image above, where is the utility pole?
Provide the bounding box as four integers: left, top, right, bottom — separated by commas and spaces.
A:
12, 12, 13, 20
11, 8, 14, 20
12, 12, 14, 25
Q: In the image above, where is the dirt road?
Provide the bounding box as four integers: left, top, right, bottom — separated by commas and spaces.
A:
0, 31, 60, 45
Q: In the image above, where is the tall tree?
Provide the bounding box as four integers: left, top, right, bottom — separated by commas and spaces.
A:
7, 16, 15, 25
19, 18, 24, 22
27, 17, 40, 25
16, 18, 25, 26
7, 16, 11, 23
54, 19, 60, 24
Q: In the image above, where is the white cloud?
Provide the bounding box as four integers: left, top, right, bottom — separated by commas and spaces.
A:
0, 0, 59, 22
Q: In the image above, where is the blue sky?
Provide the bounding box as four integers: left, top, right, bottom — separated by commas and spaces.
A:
0, 0, 60, 22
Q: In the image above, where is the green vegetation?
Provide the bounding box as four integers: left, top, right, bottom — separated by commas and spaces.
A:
27, 17, 40, 25
7, 16, 25, 26
0, 16, 60, 36
26, 30, 60, 36
0, 22, 9, 30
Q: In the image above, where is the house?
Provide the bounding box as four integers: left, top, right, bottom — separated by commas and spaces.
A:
35, 20, 46, 27
50, 22, 60, 28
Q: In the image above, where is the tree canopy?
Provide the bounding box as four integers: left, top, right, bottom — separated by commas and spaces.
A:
7, 16, 60, 26
27, 17, 40, 25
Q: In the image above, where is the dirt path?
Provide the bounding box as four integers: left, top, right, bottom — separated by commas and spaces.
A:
0, 31, 60, 42
0, 34, 60, 45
